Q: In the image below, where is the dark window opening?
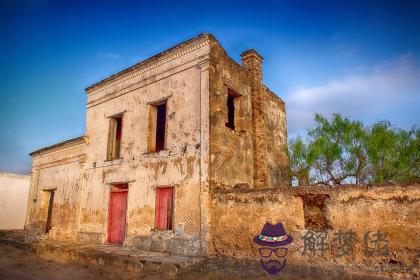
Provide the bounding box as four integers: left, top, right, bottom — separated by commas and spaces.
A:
155, 187, 174, 230
225, 92, 236, 130
107, 115, 123, 160
45, 190, 55, 233
115, 117, 122, 158
155, 103, 167, 152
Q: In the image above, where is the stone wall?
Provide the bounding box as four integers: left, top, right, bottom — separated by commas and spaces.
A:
209, 184, 419, 277
0, 172, 30, 229
208, 40, 288, 190
208, 41, 254, 189
263, 87, 290, 187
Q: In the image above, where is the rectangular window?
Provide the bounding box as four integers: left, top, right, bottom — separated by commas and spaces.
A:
156, 103, 167, 152
155, 187, 174, 230
148, 101, 167, 153
107, 115, 123, 160
225, 89, 238, 130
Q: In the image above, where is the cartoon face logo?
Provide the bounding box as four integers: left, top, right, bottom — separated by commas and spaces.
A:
253, 222, 293, 275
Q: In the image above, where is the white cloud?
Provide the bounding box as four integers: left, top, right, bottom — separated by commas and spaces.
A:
285, 54, 420, 135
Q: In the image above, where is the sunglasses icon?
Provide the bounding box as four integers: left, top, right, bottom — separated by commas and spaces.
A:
259, 247, 288, 258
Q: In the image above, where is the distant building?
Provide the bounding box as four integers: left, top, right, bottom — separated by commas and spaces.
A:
25, 34, 289, 256
0, 172, 30, 229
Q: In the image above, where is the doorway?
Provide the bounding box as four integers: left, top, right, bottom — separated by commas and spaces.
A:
108, 184, 128, 244
45, 190, 55, 233
155, 187, 174, 230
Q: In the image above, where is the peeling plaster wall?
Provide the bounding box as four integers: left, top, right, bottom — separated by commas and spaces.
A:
208, 41, 254, 189
78, 36, 211, 256
264, 88, 290, 187
26, 139, 86, 240
209, 184, 419, 276
208, 42, 288, 189
0, 172, 30, 229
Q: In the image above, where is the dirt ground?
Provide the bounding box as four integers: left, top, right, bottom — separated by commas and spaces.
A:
0, 244, 173, 280
0, 244, 390, 280
177, 256, 388, 280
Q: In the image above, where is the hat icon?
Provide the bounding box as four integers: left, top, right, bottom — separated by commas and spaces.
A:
254, 222, 293, 247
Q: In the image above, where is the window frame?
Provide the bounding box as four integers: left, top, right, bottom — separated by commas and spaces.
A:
147, 98, 168, 153
106, 113, 124, 161
225, 88, 240, 131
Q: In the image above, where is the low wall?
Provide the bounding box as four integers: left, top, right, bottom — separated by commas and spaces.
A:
0, 172, 30, 229
209, 184, 419, 278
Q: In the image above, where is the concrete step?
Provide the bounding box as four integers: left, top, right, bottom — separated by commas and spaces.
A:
0, 230, 203, 275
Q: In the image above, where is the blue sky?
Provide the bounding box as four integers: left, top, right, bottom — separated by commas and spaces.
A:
1, 0, 419, 174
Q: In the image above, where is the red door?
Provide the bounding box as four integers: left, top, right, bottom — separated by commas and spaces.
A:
156, 187, 174, 230
108, 188, 128, 244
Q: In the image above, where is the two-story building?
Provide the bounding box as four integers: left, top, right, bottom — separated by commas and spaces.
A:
25, 33, 289, 256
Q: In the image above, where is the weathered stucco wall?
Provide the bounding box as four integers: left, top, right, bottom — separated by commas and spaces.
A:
208, 42, 288, 190
0, 172, 30, 229
210, 184, 419, 277
78, 34, 212, 256
264, 87, 290, 187
26, 137, 87, 240
208, 41, 254, 189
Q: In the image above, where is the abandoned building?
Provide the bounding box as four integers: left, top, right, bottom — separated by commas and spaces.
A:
25, 33, 289, 256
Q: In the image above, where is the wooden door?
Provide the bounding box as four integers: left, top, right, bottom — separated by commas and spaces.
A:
155, 187, 174, 230
108, 188, 128, 244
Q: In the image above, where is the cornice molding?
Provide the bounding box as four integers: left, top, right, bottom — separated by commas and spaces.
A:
86, 56, 206, 108
86, 35, 212, 95
33, 154, 86, 170
30, 136, 88, 158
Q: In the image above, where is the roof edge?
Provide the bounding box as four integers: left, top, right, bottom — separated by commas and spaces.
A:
30, 136, 87, 157
0, 172, 30, 178
85, 33, 215, 94
263, 85, 285, 105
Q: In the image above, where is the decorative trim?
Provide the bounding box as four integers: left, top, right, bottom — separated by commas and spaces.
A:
105, 180, 135, 185
147, 94, 172, 105
33, 154, 86, 170
86, 37, 211, 95
41, 187, 57, 191
106, 110, 127, 118
197, 56, 210, 71
30, 136, 87, 157
86, 58, 205, 108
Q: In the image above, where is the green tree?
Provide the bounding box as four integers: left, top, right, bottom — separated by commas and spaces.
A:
288, 136, 310, 186
366, 122, 419, 184
306, 113, 368, 185
288, 113, 419, 186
